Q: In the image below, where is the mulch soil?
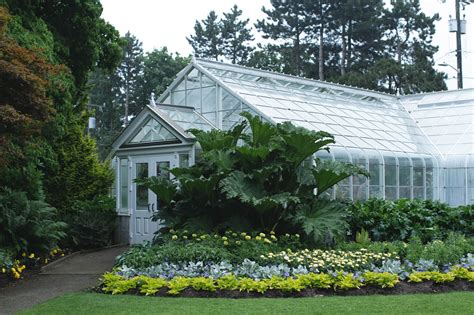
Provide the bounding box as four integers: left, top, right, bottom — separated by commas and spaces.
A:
95, 280, 474, 298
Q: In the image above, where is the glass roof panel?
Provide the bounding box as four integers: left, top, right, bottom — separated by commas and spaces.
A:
194, 59, 465, 155
129, 117, 178, 143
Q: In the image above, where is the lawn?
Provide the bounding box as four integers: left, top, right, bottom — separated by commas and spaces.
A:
20, 292, 474, 315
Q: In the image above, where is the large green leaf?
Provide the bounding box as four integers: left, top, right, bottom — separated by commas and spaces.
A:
277, 122, 335, 166
137, 176, 177, 206
220, 171, 299, 214
289, 199, 348, 245
312, 159, 369, 196
188, 121, 245, 152
240, 112, 277, 147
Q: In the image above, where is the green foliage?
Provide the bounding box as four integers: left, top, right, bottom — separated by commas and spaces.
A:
65, 196, 117, 249
187, 5, 253, 64
363, 272, 399, 288
355, 228, 371, 245
347, 199, 474, 243
333, 272, 361, 290
0, 188, 66, 256
408, 271, 455, 284
140, 113, 365, 244
139, 277, 168, 296
100, 268, 474, 296
117, 230, 302, 268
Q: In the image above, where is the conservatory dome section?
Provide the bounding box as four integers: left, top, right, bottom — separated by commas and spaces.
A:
197, 59, 438, 155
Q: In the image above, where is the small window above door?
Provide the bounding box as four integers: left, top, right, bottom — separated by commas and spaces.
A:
129, 117, 179, 144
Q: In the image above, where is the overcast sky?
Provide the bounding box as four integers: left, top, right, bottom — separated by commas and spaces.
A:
100, 0, 474, 90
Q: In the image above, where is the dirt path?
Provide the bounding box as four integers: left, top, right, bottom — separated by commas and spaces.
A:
0, 245, 127, 315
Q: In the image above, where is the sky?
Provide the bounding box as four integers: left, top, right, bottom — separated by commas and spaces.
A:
100, 0, 474, 90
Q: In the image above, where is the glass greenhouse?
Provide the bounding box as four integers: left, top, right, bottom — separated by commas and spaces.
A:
110, 58, 474, 244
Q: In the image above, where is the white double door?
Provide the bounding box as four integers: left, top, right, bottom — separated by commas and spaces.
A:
131, 155, 176, 244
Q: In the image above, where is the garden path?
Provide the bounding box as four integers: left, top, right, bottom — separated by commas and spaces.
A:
0, 245, 127, 315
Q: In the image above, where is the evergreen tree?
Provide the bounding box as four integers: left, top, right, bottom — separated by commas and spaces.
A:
256, 0, 312, 76
117, 32, 144, 124
136, 47, 190, 106
376, 0, 446, 93
187, 11, 222, 60
221, 5, 254, 64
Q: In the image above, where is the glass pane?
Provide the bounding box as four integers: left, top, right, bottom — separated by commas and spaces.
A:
202, 86, 216, 113
136, 163, 148, 210
222, 90, 240, 111
186, 88, 201, 110
186, 69, 200, 89
129, 118, 178, 144
157, 161, 170, 179
384, 156, 397, 186
412, 158, 424, 187
385, 187, 397, 200
179, 153, 189, 168
399, 157, 411, 186
120, 159, 128, 212
171, 90, 185, 105
369, 157, 381, 185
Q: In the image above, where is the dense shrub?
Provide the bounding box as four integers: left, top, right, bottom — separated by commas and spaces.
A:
65, 195, 117, 249
0, 188, 66, 255
346, 198, 474, 242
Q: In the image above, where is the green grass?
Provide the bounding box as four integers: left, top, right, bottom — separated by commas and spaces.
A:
20, 292, 474, 315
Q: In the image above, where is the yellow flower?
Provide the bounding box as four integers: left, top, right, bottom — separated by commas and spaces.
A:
182, 235, 188, 240
221, 236, 228, 241
263, 238, 271, 244
270, 235, 277, 240
245, 235, 251, 240
29, 253, 35, 259
235, 241, 241, 245
270, 231, 275, 235
192, 234, 197, 238
170, 229, 176, 234
223, 241, 229, 246
1, 268, 5, 273
22, 253, 27, 257
44, 258, 48, 264
295, 234, 300, 238
255, 236, 262, 241
200, 235, 206, 240
232, 233, 237, 237
240, 232, 247, 237
259, 233, 265, 238
171, 235, 178, 240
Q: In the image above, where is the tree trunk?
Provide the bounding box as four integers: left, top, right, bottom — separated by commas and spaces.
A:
347, 19, 353, 70
341, 23, 346, 76
319, 17, 324, 80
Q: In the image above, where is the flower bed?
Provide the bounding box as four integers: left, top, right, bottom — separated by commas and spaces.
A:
0, 247, 65, 287
103, 230, 474, 297
100, 267, 474, 297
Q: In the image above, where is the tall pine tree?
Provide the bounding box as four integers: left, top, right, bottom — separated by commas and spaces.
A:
117, 32, 144, 125
221, 5, 254, 64
187, 11, 222, 60
256, 0, 312, 76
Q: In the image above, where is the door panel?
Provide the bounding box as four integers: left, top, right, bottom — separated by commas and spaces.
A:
131, 155, 176, 244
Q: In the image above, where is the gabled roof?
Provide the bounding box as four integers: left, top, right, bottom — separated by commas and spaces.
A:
109, 105, 199, 156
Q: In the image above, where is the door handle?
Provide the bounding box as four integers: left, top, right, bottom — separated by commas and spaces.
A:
147, 203, 151, 213
151, 203, 155, 212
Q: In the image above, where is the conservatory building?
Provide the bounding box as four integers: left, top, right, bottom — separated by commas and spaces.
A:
110, 58, 474, 244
